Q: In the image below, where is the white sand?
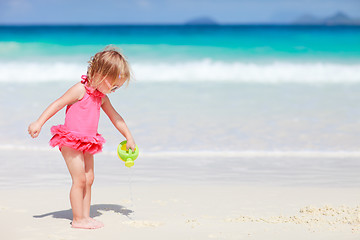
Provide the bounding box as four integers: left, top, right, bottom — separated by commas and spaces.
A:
1, 147, 360, 239
1, 184, 360, 240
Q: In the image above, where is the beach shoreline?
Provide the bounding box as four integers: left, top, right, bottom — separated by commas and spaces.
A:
1, 145, 359, 239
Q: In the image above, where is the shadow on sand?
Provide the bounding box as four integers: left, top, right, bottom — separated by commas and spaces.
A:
33, 204, 134, 221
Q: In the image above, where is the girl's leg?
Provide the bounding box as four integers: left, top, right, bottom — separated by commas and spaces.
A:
83, 152, 94, 218
61, 146, 101, 229
83, 152, 104, 227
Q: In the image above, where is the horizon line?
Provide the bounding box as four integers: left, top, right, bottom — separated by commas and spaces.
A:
0, 22, 360, 27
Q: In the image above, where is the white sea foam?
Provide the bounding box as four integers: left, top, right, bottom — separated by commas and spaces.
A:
0, 61, 86, 82
0, 59, 360, 83
1, 144, 360, 158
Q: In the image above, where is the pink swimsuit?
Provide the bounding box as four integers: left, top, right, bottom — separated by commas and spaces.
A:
49, 75, 105, 154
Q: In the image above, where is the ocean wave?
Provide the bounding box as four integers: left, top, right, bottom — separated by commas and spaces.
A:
1, 144, 360, 158
1, 59, 360, 83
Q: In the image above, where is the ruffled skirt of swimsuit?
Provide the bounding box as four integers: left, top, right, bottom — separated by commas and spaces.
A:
49, 125, 105, 155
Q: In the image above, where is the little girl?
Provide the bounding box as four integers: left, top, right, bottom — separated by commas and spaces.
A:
28, 46, 136, 229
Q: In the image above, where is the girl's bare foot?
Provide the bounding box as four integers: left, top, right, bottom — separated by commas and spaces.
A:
71, 218, 103, 229
86, 217, 104, 228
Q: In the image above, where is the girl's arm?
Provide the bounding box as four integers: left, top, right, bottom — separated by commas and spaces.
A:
101, 95, 136, 150
28, 83, 85, 138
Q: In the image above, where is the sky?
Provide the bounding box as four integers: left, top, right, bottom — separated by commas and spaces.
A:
0, 0, 359, 25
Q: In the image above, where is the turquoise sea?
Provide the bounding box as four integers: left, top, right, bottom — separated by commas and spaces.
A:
0, 25, 360, 82
1, 25, 360, 188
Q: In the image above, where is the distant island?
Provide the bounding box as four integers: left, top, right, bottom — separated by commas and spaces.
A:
183, 12, 359, 26
293, 11, 360, 25
185, 17, 218, 25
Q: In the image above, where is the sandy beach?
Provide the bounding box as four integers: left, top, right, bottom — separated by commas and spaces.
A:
1, 184, 360, 240
0, 148, 359, 240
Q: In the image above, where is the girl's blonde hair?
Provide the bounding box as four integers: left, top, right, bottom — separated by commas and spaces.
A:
87, 45, 130, 87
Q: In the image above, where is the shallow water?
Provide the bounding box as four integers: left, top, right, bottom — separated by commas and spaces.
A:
1, 25, 359, 188
2, 81, 360, 152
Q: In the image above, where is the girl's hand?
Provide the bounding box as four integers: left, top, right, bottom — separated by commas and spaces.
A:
28, 121, 42, 138
126, 138, 136, 151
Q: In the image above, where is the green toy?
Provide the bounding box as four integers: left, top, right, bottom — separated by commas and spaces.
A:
117, 140, 139, 168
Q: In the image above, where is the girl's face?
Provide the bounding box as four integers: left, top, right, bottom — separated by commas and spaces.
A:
96, 76, 126, 94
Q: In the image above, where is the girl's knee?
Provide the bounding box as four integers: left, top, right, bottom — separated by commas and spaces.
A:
73, 175, 86, 188
86, 173, 95, 187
